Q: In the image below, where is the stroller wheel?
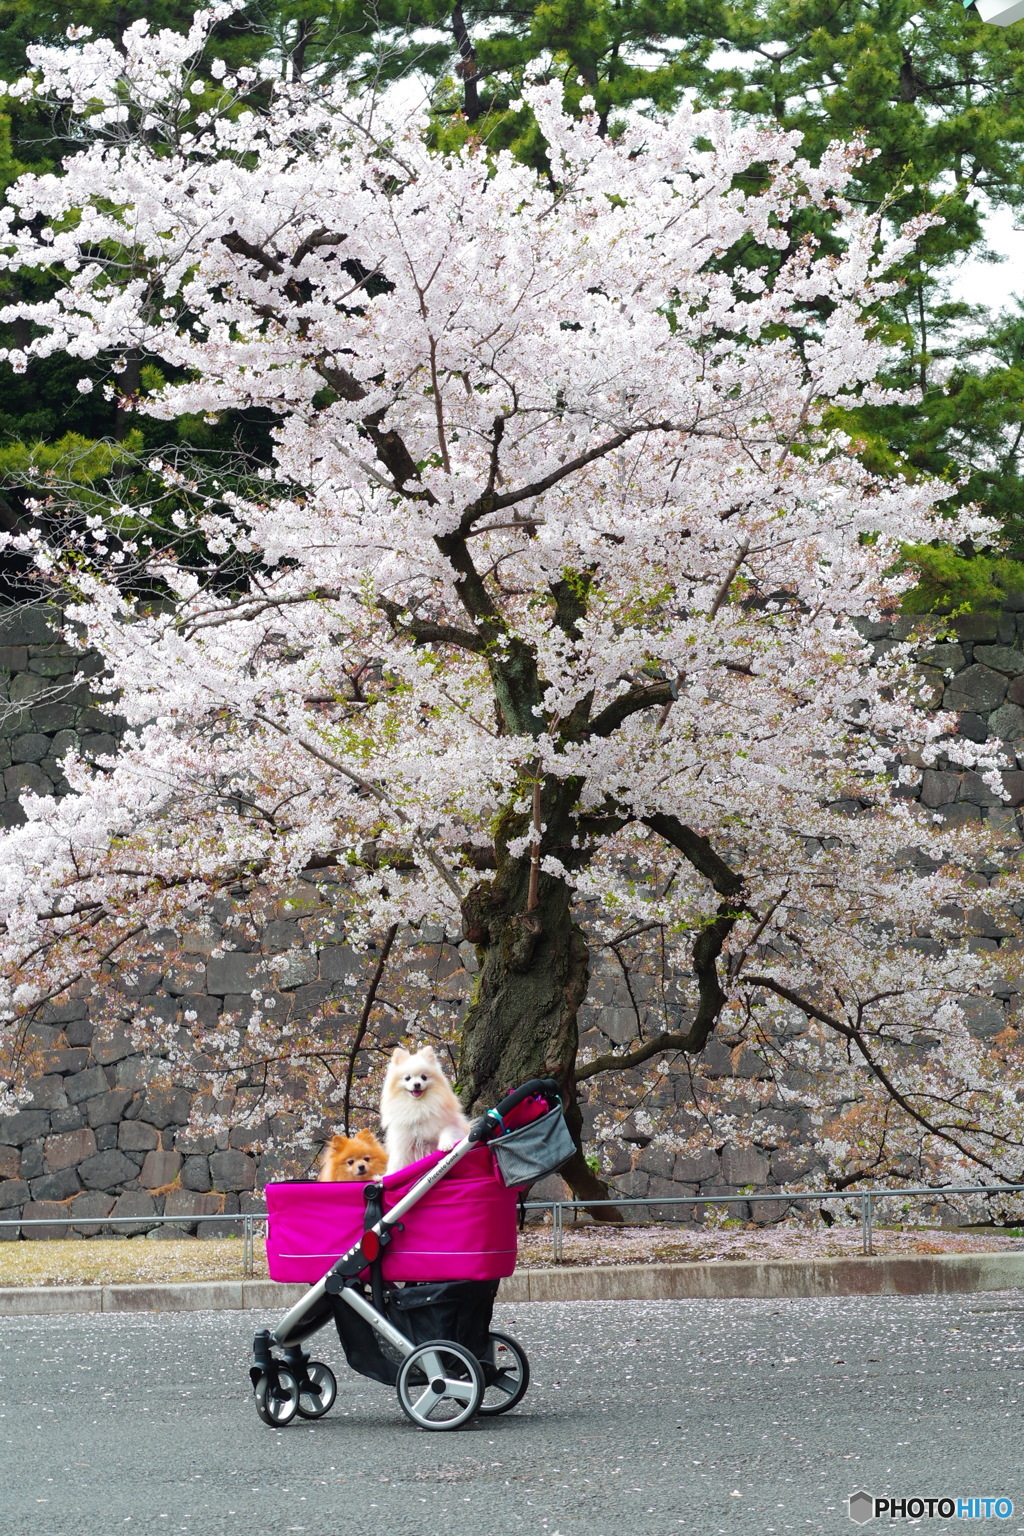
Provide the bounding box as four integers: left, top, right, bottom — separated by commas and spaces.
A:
396, 1340, 484, 1431
478, 1330, 530, 1415
253, 1367, 300, 1428
296, 1361, 337, 1419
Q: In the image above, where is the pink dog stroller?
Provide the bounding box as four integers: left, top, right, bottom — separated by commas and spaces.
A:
250, 1078, 573, 1431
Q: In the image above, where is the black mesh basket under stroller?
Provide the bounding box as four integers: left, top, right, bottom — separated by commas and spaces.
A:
251, 1078, 572, 1431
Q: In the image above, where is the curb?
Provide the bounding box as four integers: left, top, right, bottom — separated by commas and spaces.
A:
2, 1252, 1024, 1314
0, 1280, 308, 1316
497, 1251, 1024, 1302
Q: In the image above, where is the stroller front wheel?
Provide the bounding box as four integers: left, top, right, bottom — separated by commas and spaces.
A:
478, 1330, 530, 1415
396, 1340, 484, 1431
253, 1367, 300, 1428
297, 1361, 337, 1419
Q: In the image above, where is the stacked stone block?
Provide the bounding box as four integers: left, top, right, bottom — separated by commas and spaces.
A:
867, 608, 1024, 834
0, 605, 117, 828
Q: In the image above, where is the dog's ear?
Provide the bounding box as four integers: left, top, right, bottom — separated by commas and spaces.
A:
419, 1044, 438, 1062
390, 1046, 409, 1065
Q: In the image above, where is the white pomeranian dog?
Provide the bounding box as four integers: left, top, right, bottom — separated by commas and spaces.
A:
381, 1045, 470, 1174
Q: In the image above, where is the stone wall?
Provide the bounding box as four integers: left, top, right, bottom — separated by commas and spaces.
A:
872, 606, 1024, 832
0, 604, 114, 828
0, 937, 356, 1242
2, 603, 1024, 1235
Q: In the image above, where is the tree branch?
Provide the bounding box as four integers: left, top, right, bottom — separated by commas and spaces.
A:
633, 813, 748, 1051
290, 228, 348, 268
181, 587, 340, 637
458, 423, 672, 533
451, 2, 481, 121
343, 922, 398, 1135
221, 231, 285, 275
376, 597, 486, 653
708, 538, 750, 618
586, 680, 676, 739
577, 899, 740, 1073
641, 812, 745, 899
688, 900, 742, 1051
743, 974, 1015, 1178
433, 528, 506, 639
316, 359, 368, 404
576, 1028, 696, 1081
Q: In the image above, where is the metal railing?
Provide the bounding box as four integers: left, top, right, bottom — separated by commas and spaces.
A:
0, 1214, 262, 1278
3, 1181, 1024, 1273
526, 1183, 1024, 1263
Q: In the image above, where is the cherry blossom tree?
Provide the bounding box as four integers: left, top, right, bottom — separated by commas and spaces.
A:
2, 10, 1024, 1201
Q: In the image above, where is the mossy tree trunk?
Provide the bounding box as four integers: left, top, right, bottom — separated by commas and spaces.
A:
457, 774, 620, 1214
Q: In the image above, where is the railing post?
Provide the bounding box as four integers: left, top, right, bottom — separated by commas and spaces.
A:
861, 1192, 873, 1256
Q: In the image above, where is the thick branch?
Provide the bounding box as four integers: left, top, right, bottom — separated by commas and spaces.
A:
633, 814, 747, 1051
432, 529, 545, 737
362, 412, 423, 489
181, 587, 340, 637
433, 529, 506, 638
221, 231, 285, 275
577, 812, 632, 839
377, 597, 486, 653
688, 900, 741, 1050
708, 538, 750, 619
316, 359, 368, 405
587, 680, 675, 739
641, 812, 745, 900
578, 899, 740, 1073
290, 228, 348, 268
576, 1028, 696, 1081
431, 528, 546, 741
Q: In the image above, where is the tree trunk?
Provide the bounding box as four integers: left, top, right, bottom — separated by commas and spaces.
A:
451, 4, 482, 123
458, 779, 622, 1219
114, 353, 141, 440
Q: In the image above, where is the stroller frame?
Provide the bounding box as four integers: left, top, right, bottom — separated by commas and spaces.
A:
250, 1077, 560, 1431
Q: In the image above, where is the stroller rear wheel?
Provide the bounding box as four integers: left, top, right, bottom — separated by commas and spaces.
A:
396, 1340, 484, 1430
253, 1367, 300, 1427
478, 1330, 530, 1415
296, 1361, 337, 1419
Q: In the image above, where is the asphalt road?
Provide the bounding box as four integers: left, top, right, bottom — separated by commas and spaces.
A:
2, 1293, 1024, 1536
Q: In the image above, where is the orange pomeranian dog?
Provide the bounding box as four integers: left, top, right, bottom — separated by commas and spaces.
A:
318, 1128, 388, 1182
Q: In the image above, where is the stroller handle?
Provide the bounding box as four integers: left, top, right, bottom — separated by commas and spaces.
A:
468, 1077, 561, 1144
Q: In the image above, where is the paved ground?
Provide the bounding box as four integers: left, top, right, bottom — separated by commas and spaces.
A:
2, 1293, 1023, 1536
